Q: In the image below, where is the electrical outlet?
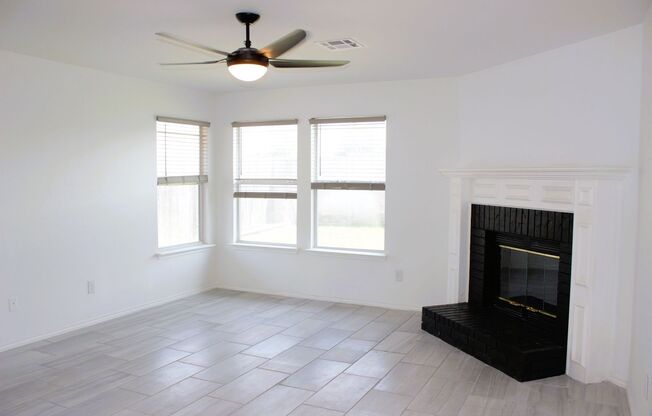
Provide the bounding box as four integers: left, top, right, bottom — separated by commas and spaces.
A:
8, 298, 17, 312
395, 270, 404, 282
87, 280, 95, 294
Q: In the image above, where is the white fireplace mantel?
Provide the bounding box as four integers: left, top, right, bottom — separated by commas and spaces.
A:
441, 166, 632, 386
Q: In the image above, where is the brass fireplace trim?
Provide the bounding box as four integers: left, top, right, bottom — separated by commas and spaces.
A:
498, 296, 557, 318
499, 244, 560, 259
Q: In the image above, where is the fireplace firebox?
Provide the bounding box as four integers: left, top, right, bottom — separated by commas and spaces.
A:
422, 204, 573, 381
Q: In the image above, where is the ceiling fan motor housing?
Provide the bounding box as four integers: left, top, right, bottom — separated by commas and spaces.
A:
227, 48, 269, 68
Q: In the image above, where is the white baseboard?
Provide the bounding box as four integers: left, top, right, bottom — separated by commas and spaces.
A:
215, 283, 421, 312
608, 375, 628, 389
0, 284, 219, 353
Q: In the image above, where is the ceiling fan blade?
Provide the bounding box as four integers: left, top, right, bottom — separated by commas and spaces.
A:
155, 32, 230, 57
160, 59, 225, 66
270, 59, 350, 68
260, 29, 307, 58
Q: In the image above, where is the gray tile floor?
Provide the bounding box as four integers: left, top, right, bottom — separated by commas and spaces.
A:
0, 289, 630, 416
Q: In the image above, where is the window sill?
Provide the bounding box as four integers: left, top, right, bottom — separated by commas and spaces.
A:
230, 243, 298, 253
304, 248, 387, 261
156, 243, 215, 258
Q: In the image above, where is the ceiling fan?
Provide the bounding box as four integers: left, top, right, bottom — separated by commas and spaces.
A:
156, 12, 350, 82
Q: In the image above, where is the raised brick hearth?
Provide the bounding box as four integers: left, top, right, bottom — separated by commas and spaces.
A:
422, 304, 566, 381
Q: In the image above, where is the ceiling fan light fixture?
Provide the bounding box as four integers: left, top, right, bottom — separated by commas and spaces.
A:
227, 62, 268, 81
227, 48, 269, 81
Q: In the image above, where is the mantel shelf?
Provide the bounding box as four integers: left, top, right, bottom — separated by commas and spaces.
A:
439, 166, 631, 180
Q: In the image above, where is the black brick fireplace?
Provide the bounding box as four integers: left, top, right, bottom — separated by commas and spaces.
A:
422, 204, 573, 381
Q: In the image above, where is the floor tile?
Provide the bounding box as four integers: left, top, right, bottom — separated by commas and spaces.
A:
329, 313, 375, 332
374, 310, 415, 326
181, 341, 249, 367
230, 385, 313, 416
107, 336, 177, 361
350, 321, 398, 342
294, 300, 334, 314
44, 369, 135, 407
345, 350, 404, 379
407, 377, 475, 415
36, 332, 110, 356
168, 330, 230, 353
213, 317, 262, 334
299, 328, 353, 350
288, 405, 343, 415
118, 348, 190, 376
225, 324, 285, 345
316, 304, 359, 322
282, 318, 330, 338
267, 311, 315, 328
304, 373, 379, 412
401, 338, 453, 367
242, 334, 303, 359
121, 361, 204, 395
40, 344, 115, 369
320, 338, 376, 363
170, 396, 241, 416
62, 388, 147, 416
348, 389, 413, 416
0, 399, 66, 416
281, 359, 350, 391
374, 363, 436, 396
374, 331, 421, 353
259, 345, 325, 373
210, 368, 288, 404
129, 377, 220, 416
194, 354, 267, 384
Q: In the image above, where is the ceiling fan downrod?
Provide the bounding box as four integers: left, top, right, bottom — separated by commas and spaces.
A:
235, 12, 260, 48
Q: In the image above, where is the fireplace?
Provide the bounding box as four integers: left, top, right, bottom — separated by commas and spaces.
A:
422, 204, 573, 381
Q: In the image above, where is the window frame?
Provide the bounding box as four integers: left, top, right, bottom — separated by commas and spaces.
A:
155, 116, 209, 250
310, 116, 387, 254
232, 119, 299, 247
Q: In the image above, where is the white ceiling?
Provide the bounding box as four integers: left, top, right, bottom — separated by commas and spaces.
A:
0, 0, 649, 92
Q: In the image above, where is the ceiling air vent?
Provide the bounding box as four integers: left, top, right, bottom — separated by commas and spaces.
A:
317, 38, 364, 51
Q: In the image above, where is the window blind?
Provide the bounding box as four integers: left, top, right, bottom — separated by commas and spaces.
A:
311, 117, 386, 189
156, 118, 208, 185
233, 122, 298, 199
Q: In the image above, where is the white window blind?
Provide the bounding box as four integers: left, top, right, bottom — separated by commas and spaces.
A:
157, 117, 208, 185
156, 116, 209, 248
311, 116, 386, 189
233, 120, 298, 245
311, 116, 386, 252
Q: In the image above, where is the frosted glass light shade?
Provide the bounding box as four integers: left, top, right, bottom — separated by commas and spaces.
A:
228, 63, 268, 81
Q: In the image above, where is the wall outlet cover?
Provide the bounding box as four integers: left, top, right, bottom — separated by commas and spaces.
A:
8, 298, 17, 312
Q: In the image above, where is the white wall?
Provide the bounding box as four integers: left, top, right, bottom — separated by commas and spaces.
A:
629, 5, 652, 416
0, 51, 217, 350
458, 26, 642, 167
458, 26, 642, 388
213, 79, 460, 310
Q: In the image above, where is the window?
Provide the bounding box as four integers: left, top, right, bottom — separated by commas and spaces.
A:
311, 116, 386, 252
156, 116, 209, 248
233, 120, 298, 246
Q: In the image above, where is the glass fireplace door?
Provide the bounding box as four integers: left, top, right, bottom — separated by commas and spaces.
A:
499, 245, 559, 318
